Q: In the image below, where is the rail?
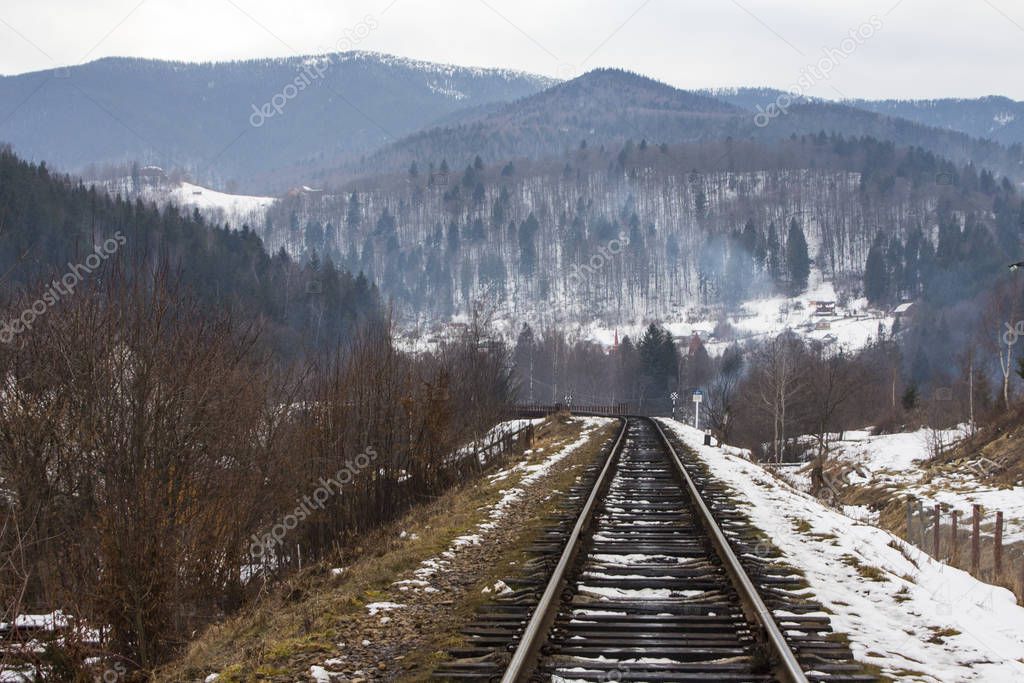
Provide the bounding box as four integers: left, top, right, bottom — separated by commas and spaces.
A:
651, 418, 809, 683
500, 417, 628, 682
500, 416, 810, 683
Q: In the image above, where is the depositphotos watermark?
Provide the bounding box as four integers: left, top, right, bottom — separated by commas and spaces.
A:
250, 60, 331, 128
1002, 320, 1024, 346
755, 15, 884, 128
0, 232, 126, 344
93, 661, 126, 683
249, 446, 379, 558
249, 15, 380, 128
567, 231, 631, 289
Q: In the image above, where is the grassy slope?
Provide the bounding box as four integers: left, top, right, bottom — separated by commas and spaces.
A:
155, 415, 618, 681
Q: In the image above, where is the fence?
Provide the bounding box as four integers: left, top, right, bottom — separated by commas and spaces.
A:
456, 422, 536, 472
903, 498, 1023, 602
511, 403, 630, 418
254, 419, 537, 577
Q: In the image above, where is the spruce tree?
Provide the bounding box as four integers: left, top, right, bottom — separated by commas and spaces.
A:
864, 241, 888, 304
786, 218, 810, 292
766, 222, 781, 287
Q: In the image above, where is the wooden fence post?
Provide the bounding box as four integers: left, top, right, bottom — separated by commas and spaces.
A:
906, 499, 915, 546
950, 510, 959, 563
917, 500, 926, 547
971, 504, 981, 575
995, 511, 1004, 575
933, 504, 941, 558
1019, 555, 1024, 604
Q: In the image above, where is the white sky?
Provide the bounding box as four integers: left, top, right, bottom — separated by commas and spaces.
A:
0, 0, 1022, 100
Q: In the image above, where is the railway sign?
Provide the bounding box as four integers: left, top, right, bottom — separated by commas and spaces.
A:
692, 390, 703, 429
692, 390, 703, 403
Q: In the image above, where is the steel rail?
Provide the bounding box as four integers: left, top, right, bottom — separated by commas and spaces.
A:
650, 417, 809, 683
500, 417, 628, 683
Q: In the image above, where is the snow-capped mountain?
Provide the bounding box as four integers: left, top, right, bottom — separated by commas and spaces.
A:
0, 52, 555, 192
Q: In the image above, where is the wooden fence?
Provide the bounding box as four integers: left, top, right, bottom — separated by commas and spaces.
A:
456, 422, 536, 472
904, 498, 1023, 601
511, 403, 630, 418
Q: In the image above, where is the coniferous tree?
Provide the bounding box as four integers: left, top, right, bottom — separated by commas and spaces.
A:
346, 191, 361, 230
766, 222, 781, 287
637, 323, 678, 411
864, 239, 889, 304
519, 213, 540, 276
786, 218, 810, 292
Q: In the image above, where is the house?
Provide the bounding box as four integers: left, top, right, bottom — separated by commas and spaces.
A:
810, 300, 836, 316
893, 301, 915, 322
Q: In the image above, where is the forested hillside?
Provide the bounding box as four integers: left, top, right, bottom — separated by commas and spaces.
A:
846, 96, 1024, 147
707, 87, 1024, 149
331, 70, 1024, 185
0, 53, 553, 192
265, 134, 1022, 334
0, 146, 380, 357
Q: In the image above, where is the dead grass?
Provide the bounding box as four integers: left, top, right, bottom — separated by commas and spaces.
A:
925, 626, 961, 644
840, 554, 888, 583
820, 443, 1024, 604
154, 416, 618, 682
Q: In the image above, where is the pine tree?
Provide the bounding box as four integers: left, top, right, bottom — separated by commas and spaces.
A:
634, 324, 679, 412
786, 218, 810, 292
766, 222, 781, 286
446, 220, 460, 255
518, 213, 540, 276
346, 191, 361, 230
863, 240, 888, 304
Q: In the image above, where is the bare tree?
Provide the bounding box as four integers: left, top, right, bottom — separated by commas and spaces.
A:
746, 332, 806, 462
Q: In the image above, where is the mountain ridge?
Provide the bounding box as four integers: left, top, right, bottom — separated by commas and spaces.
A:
313, 70, 1024, 187
0, 51, 555, 192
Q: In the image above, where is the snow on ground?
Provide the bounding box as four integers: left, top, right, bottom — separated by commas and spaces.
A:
578, 278, 892, 356
395, 271, 894, 356
411, 417, 613, 590
94, 175, 276, 227
159, 182, 275, 218
451, 417, 545, 465
789, 426, 1024, 545
659, 418, 1024, 682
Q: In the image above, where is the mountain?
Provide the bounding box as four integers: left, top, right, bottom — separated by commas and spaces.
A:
843, 96, 1024, 147
261, 134, 1021, 340
0, 145, 380, 357
707, 87, 1024, 153
335, 69, 745, 180
0, 52, 554, 192
326, 72, 1024, 186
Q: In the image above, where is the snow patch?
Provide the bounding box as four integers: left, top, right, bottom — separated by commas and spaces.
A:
660, 418, 1024, 682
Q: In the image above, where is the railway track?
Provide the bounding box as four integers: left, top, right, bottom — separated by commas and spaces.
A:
434, 417, 872, 682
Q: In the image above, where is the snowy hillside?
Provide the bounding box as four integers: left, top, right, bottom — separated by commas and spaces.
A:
158, 182, 275, 224
91, 174, 275, 229
577, 278, 893, 354
785, 425, 1024, 546
268, 138, 961, 336
661, 419, 1024, 682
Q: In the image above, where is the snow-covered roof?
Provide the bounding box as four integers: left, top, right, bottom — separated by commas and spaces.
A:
893, 302, 914, 314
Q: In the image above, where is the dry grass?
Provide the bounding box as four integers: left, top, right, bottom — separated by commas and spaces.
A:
154, 416, 618, 682
816, 435, 1024, 604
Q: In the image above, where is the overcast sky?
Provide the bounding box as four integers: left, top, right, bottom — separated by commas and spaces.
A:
1, 0, 1022, 100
